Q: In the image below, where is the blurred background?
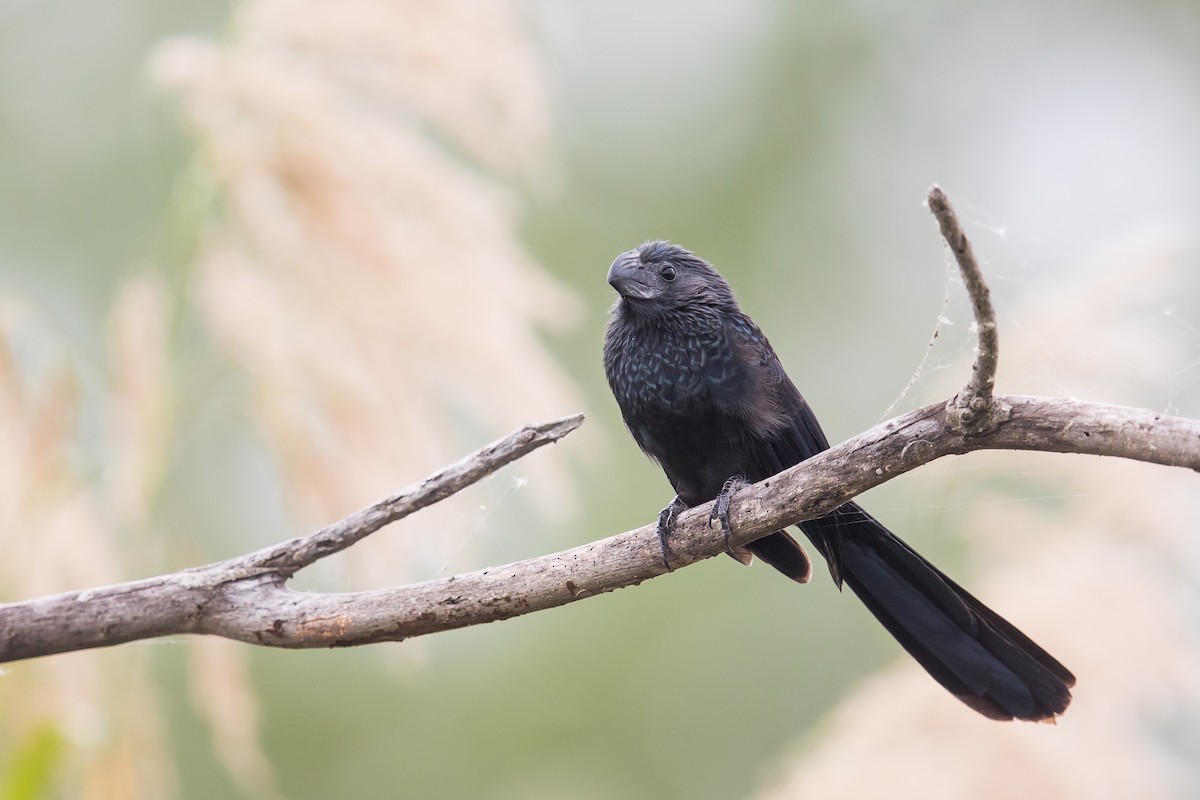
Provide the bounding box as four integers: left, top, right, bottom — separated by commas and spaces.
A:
3, 1, 1200, 798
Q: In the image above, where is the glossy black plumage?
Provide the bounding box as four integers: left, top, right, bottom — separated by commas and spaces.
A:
602, 241, 1074, 721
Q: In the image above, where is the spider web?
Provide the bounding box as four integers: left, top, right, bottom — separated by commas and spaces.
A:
864, 197, 1200, 523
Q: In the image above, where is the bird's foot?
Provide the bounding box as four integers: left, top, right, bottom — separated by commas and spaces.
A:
656, 495, 688, 571
708, 476, 748, 558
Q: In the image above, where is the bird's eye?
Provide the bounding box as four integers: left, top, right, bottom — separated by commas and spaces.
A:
661, 266, 677, 282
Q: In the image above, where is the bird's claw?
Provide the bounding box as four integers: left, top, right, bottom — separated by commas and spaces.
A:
656, 496, 688, 572
708, 476, 748, 558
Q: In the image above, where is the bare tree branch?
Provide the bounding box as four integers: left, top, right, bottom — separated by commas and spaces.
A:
0, 414, 584, 661
233, 413, 585, 576
928, 184, 1009, 434
2, 187, 1198, 664
163, 396, 1200, 652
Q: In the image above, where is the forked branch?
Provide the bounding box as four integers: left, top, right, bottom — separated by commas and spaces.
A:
2, 187, 1197, 664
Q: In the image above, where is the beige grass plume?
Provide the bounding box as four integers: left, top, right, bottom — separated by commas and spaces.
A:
150, 0, 583, 587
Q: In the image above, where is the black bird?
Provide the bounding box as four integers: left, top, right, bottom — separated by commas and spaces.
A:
602, 240, 1074, 721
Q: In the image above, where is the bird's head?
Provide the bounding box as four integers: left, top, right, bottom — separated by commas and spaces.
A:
607, 241, 736, 311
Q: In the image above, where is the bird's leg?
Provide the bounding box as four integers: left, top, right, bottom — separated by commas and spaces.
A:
709, 476, 749, 558
656, 495, 688, 571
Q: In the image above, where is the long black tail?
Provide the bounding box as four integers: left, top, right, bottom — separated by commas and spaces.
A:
798, 503, 1075, 721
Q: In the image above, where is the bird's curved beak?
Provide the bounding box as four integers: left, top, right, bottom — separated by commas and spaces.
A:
607, 250, 658, 300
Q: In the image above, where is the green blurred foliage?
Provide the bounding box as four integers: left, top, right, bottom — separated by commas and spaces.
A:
0, 726, 63, 800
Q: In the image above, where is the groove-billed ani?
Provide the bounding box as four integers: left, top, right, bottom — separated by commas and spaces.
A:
602, 240, 1074, 721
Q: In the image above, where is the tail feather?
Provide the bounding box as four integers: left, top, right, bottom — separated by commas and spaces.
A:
746, 531, 812, 583
799, 503, 1074, 721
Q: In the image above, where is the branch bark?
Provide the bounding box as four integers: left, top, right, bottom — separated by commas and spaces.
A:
2, 188, 1198, 664
928, 184, 1008, 434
